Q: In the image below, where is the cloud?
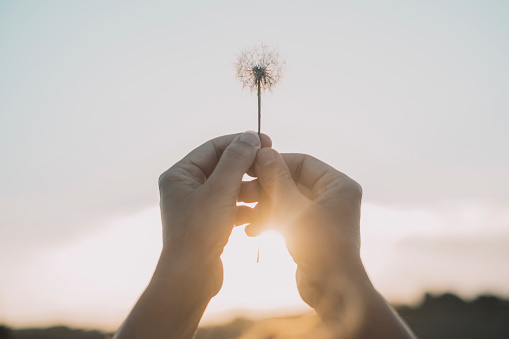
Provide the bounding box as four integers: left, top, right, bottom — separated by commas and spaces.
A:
388, 232, 509, 298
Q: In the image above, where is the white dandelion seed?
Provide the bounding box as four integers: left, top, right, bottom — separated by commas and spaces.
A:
235, 44, 285, 135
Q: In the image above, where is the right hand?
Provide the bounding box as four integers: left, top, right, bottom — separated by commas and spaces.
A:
246, 148, 364, 310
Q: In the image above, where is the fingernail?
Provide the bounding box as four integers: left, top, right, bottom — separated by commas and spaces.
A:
240, 131, 261, 147
258, 148, 277, 166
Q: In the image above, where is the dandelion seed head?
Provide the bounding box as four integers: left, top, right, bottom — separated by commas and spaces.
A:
235, 44, 285, 92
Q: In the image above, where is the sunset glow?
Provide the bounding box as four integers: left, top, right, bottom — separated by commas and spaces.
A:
1, 0, 508, 333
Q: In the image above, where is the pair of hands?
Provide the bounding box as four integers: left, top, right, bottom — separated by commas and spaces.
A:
116, 131, 415, 339
158, 131, 363, 309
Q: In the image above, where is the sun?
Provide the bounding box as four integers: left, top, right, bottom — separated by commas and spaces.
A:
256, 230, 290, 264
203, 226, 308, 322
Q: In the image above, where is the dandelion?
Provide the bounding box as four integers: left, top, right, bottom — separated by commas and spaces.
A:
235, 44, 285, 135
234, 44, 285, 263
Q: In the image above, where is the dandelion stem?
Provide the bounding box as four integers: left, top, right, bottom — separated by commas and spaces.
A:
235, 44, 284, 264
257, 79, 261, 136
257, 240, 260, 263
256, 78, 261, 264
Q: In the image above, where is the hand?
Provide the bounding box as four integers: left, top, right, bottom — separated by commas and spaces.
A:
249, 149, 415, 338
248, 148, 363, 309
115, 132, 272, 339
116, 133, 414, 339
158, 131, 271, 297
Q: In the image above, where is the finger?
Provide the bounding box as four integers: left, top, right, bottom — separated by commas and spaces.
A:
166, 133, 272, 185
280, 153, 344, 196
254, 149, 313, 236
238, 179, 260, 203
243, 203, 269, 236
254, 148, 303, 204
259, 134, 273, 148
247, 153, 264, 178
235, 205, 256, 226
206, 131, 261, 196
246, 167, 257, 178
244, 222, 267, 237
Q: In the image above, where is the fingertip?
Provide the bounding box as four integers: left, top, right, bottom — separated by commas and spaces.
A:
239, 131, 261, 149
245, 223, 265, 237
259, 133, 272, 148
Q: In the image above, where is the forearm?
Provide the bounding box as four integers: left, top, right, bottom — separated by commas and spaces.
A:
310, 260, 416, 339
114, 250, 215, 339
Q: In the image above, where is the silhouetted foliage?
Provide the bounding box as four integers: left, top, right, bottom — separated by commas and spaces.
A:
397, 293, 509, 339
4, 293, 509, 338
0, 325, 11, 339
10, 326, 110, 339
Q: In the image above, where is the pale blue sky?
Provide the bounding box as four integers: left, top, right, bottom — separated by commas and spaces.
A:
1, 0, 508, 329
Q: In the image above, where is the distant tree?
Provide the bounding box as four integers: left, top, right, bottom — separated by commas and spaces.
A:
0, 325, 11, 339
422, 292, 466, 309
397, 292, 509, 339
472, 294, 509, 310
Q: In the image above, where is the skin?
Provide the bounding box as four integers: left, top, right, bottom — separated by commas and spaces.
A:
114, 132, 416, 339
247, 148, 416, 338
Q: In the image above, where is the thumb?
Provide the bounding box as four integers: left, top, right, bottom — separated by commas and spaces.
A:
255, 148, 299, 201
206, 131, 261, 195
246, 148, 295, 237
254, 148, 308, 225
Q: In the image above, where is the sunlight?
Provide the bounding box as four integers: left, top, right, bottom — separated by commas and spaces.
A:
205, 227, 308, 322
6, 200, 508, 329
4, 207, 307, 329
1, 206, 162, 330
257, 230, 290, 265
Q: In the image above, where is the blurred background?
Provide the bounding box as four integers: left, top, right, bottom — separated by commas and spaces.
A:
1, 0, 508, 338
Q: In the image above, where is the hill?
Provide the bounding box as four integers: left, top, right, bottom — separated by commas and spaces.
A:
199, 293, 509, 339
2, 292, 509, 338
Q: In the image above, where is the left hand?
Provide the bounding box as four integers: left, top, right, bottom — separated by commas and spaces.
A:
158, 131, 271, 297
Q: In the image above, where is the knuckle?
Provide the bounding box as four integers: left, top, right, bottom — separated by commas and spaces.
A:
335, 176, 362, 199
158, 171, 170, 188
346, 179, 363, 199
352, 179, 363, 195
158, 166, 181, 189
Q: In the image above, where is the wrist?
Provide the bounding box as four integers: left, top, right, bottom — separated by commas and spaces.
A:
114, 249, 218, 339
308, 260, 415, 339
314, 267, 373, 320
307, 255, 372, 313
155, 246, 223, 300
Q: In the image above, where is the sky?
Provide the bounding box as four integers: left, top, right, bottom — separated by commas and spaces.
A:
1, 0, 508, 331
